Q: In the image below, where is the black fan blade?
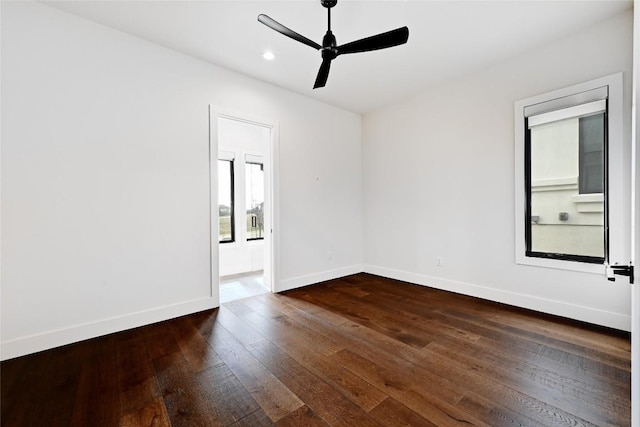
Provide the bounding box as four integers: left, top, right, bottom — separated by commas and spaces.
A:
258, 14, 322, 50
336, 26, 409, 55
313, 58, 332, 89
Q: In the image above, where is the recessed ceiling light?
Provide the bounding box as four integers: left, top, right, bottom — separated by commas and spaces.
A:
262, 51, 275, 61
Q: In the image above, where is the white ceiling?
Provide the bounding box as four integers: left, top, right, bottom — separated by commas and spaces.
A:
45, 0, 632, 114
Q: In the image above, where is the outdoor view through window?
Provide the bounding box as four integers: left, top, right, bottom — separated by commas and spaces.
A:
527, 101, 606, 261
218, 159, 234, 243
218, 157, 265, 243
246, 162, 264, 240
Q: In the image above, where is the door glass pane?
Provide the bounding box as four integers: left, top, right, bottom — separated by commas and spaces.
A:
246, 162, 264, 240
219, 159, 234, 243
529, 112, 605, 259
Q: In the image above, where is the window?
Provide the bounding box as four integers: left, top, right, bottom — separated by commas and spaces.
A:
515, 73, 624, 273
246, 157, 264, 240
526, 94, 607, 262
218, 159, 235, 243
218, 151, 266, 245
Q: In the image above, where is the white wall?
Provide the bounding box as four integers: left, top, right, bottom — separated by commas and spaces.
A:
2, 1, 632, 361
0, 1, 363, 360
362, 10, 634, 330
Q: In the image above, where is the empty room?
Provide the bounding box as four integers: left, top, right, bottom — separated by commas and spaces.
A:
2, 1, 639, 426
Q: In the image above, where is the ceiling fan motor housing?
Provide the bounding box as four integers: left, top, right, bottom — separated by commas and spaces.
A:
322, 31, 338, 59
321, 0, 338, 9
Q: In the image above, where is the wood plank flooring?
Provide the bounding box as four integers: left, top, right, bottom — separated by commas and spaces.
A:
1, 273, 631, 426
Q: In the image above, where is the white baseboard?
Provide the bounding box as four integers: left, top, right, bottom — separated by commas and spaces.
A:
4, 264, 629, 361
363, 264, 631, 332
276, 264, 363, 293
2, 263, 361, 360
1, 297, 218, 361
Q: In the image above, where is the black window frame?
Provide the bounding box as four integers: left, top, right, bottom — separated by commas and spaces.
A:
218, 159, 235, 244
524, 105, 609, 265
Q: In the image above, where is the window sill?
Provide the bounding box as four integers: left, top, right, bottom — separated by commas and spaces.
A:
516, 253, 605, 274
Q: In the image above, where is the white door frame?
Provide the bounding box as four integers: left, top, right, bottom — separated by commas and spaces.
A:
632, 2, 639, 424
208, 106, 280, 304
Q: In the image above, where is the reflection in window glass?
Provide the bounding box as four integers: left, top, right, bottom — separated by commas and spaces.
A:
528, 110, 605, 260
218, 159, 234, 243
579, 114, 605, 194
246, 162, 264, 240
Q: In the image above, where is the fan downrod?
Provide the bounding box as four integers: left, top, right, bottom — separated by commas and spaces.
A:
321, 0, 337, 9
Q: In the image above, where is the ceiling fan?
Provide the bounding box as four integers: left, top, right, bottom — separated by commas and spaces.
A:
258, 0, 409, 89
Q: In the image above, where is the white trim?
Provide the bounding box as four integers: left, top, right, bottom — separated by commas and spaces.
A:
524, 85, 608, 117
1, 297, 218, 361
218, 150, 235, 161
363, 265, 631, 332
270, 123, 281, 293
209, 106, 221, 302
606, 73, 628, 266
245, 154, 264, 164
631, 2, 639, 423
528, 99, 606, 128
276, 265, 363, 293
3, 262, 629, 360
514, 72, 625, 273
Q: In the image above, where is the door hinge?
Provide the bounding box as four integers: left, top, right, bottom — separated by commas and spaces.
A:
607, 264, 634, 284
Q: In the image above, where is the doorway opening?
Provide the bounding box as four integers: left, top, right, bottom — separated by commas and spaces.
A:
220, 272, 268, 303
210, 109, 277, 305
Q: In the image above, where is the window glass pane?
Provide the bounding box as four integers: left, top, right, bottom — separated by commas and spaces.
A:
579, 114, 605, 194
528, 111, 605, 260
246, 162, 264, 240
218, 159, 234, 243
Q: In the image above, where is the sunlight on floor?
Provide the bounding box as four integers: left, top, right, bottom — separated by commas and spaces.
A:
220, 272, 269, 303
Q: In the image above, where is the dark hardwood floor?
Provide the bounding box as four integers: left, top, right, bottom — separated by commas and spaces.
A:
1, 273, 631, 426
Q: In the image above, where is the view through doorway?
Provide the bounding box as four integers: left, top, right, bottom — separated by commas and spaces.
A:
220, 272, 269, 303
214, 113, 275, 304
